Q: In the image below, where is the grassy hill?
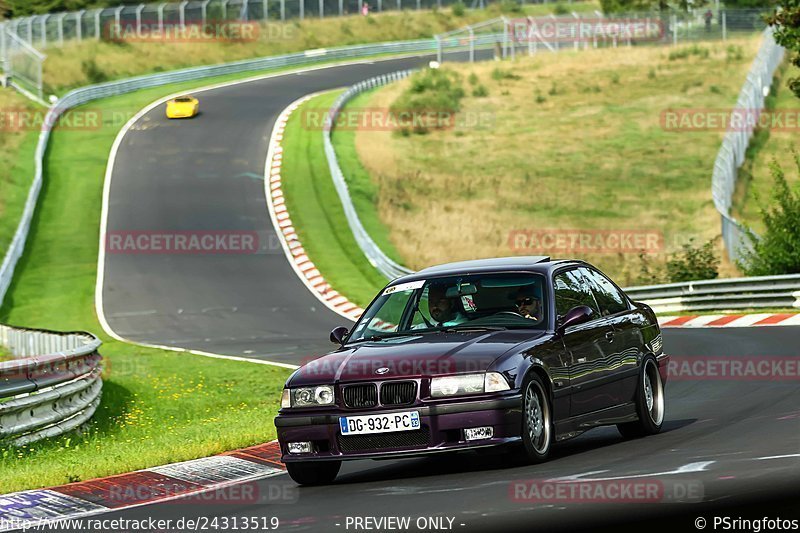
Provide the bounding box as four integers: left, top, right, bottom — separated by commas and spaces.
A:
343, 36, 764, 285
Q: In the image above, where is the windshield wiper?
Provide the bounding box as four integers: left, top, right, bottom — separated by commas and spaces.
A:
440, 325, 507, 333
348, 332, 415, 344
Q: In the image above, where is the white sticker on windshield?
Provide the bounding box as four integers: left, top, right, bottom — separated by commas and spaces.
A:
383, 280, 425, 295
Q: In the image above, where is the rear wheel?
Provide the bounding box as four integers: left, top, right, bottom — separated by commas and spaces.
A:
617, 357, 665, 439
286, 460, 341, 485
519, 374, 553, 463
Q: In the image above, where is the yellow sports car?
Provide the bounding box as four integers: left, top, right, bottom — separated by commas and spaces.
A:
165, 95, 199, 119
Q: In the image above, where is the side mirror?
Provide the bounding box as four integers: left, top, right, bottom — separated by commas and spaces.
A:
556, 305, 594, 336
330, 326, 349, 345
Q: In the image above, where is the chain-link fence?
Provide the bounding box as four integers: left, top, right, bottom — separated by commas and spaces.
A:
712, 27, 784, 264
436, 8, 773, 61
1, 29, 46, 101
0, 0, 561, 51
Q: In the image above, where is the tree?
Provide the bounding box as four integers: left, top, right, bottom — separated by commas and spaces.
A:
767, 0, 800, 99
738, 152, 800, 275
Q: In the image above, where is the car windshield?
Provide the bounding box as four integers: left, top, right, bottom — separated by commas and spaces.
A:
346, 272, 547, 343
175, 97, 193, 102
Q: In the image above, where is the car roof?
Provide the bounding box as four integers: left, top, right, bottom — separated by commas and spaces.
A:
388, 256, 585, 285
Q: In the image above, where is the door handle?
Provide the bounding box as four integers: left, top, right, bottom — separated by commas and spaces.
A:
605, 331, 614, 341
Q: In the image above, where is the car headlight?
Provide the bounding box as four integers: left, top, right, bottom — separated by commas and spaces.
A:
282, 385, 335, 408
430, 372, 510, 398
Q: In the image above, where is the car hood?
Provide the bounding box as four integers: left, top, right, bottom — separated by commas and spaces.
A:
288, 330, 546, 386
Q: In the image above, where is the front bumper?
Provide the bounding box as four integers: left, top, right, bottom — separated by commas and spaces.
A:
275, 396, 522, 462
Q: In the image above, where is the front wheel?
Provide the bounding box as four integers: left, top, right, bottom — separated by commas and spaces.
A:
286, 460, 341, 485
519, 374, 553, 463
617, 357, 665, 439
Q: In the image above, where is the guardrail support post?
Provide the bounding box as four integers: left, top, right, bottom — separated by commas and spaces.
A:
136, 5, 145, 35
180, 0, 189, 27
58, 13, 67, 47
94, 10, 101, 40
671, 13, 677, 45
1, 23, 6, 73
320, 0, 324, 18
39, 16, 48, 49
339, 0, 343, 16
280, 0, 286, 20
76, 11, 84, 41
469, 26, 474, 62
722, 10, 726, 41
300, 0, 305, 20
202, 0, 211, 25
436, 35, 442, 63
158, 4, 166, 31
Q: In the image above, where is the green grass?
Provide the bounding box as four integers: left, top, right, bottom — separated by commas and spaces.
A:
0, 69, 339, 494
280, 91, 388, 308
330, 91, 406, 265
348, 37, 764, 284
0, 91, 41, 261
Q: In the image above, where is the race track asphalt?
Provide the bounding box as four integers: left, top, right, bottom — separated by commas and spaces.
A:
95, 327, 800, 532
99, 54, 800, 532
102, 52, 488, 365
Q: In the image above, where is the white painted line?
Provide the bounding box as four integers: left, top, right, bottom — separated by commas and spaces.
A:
548, 461, 715, 482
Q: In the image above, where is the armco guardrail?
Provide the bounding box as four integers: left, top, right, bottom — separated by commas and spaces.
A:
323, 69, 419, 280
0, 325, 102, 446
624, 274, 800, 314
0, 37, 478, 307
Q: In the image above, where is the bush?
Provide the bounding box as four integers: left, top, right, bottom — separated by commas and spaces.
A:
668, 44, 710, 61
491, 67, 521, 81
739, 154, 800, 275
390, 68, 465, 135
554, 2, 570, 14
81, 57, 108, 84
468, 72, 479, 86
666, 238, 720, 282
472, 84, 489, 97
497, 0, 522, 13
451, 1, 466, 16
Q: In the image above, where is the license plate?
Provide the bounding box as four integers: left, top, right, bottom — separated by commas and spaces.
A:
339, 411, 420, 436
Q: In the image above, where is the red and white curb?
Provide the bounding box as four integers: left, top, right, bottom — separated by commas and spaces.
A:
658, 313, 800, 328
0, 441, 285, 529
263, 94, 366, 323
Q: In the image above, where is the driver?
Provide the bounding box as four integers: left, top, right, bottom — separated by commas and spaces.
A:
427, 284, 468, 327
512, 285, 542, 321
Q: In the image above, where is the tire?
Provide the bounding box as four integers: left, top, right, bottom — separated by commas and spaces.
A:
519, 373, 553, 463
617, 356, 665, 439
286, 460, 341, 485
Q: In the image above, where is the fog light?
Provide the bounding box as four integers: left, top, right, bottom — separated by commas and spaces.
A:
287, 441, 313, 454
464, 426, 493, 441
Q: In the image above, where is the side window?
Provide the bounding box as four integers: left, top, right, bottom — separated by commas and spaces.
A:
581, 268, 629, 316
553, 270, 600, 319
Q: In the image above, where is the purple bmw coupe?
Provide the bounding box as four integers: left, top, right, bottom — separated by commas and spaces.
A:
275, 257, 669, 485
